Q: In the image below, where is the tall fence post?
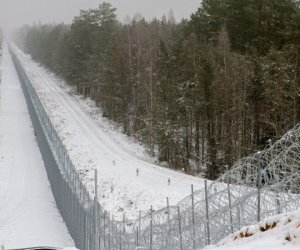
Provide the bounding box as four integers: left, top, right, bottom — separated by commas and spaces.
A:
177, 206, 183, 250
111, 215, 115, 249
122, 213, 126, 250
104, 211, 107, 249
227, 180, 234, 233
94, 169, 99, 250
138, 211, 141, 247
136, 227, 139, 248
99, 205, 102, 250
108, 214, 111, 250
167, 197, 171, 234
204, 180, 210, 245
237, 205, 241, 229
83, 192, 87, 250
119, 227, 122, 250
149, 206, 154, 250
191, 184, 196, 249
166, 197, 171, 248
269, 140, 282, 215
257, 152, 261, 222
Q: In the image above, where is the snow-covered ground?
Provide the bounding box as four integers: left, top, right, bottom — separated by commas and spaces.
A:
0, 44, 74, 248
204, 209, 300, 250
12, 44, 206, 220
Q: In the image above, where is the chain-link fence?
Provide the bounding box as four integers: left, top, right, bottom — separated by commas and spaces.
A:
11, 47, 300, 250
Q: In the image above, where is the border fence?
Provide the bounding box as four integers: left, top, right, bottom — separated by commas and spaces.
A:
10, 47, 300, 250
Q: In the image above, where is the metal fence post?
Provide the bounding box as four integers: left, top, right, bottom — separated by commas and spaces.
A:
104, 211, 107, 249
177, 206, 183, 250
122, 213, 126, 250
85, 207, 88, 250
227, 182, 233, 233
269, 140, 282, 215
138, 211, 141, 247
119, 228, 122, 250
191, 184, 196, 249
94, 169, 99, 250
150, 219, 153, 250
257, 152, 261, 222
150, 207, 153, 250
167, 197, 171, 234
204, 180, 210, 245
237, 205, 241, 229
108, 232, 111, 250
136, 227, 139, 248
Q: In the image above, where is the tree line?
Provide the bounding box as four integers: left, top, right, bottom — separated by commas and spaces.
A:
14, 0, 300, 179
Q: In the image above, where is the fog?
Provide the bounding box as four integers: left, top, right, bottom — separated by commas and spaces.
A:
0, 0, 200, 32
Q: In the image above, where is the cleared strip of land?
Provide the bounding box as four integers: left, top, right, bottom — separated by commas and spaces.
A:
13, 45, 205, 220
0, 44, 73, 248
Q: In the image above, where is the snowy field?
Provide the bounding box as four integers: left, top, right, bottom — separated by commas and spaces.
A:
12, 44, 206, 220
0, 44, 74, 248
205, 209, 300, 250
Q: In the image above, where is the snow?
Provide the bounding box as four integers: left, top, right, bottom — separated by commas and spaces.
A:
11, 44, 206, 220
0, 44, 74, 248
204, 209, 300, 250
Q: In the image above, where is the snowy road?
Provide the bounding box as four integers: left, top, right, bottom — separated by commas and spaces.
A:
13, 45, 206, 220
0, 45, 74, 248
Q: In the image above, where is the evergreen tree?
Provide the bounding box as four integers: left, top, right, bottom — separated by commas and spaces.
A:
16, 0, 300, 180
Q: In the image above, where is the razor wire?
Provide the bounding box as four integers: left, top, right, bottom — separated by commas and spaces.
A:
10, 47, 300, 250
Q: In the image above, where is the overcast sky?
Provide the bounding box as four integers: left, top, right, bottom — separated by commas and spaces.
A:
0, 0, 201, 31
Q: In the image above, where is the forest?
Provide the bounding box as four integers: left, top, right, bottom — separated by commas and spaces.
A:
14, 0, 300, 180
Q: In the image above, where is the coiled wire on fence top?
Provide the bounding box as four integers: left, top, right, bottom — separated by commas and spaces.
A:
10, 47, 300, 250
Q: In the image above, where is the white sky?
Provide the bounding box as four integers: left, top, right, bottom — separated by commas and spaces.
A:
0, 0, 201, 31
